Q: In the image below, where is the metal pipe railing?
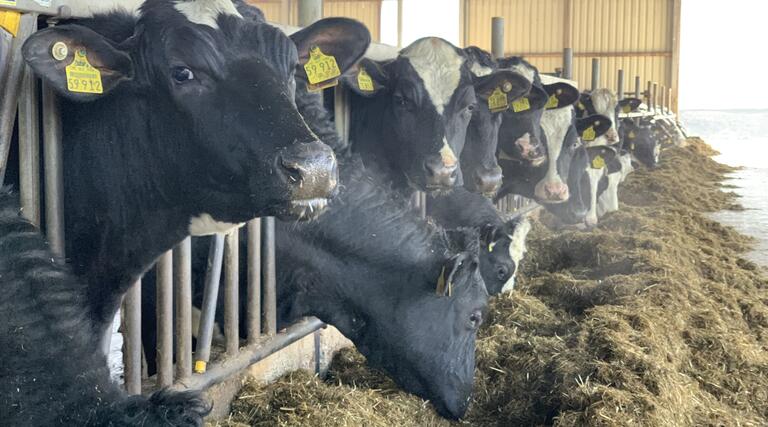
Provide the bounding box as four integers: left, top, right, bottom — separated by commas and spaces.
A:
18, 65, 41, 227
246, 219, 262, 345
122, 280, 142, 395
174, 238, 193, 382
42, 82, 66, 256
262, 217, 278, 336
224, 230, 240, 356
194, 234, 225, 373
156, 250, 174, 387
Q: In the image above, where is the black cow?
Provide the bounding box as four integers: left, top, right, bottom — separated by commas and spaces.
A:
0, 188, 209, 426
21, 2, 367, 348
341, 37, 522, 194
621, 118, 660, 169
460, 47, 530, 196
427, 187, 531, 295
142, 159, 488, 420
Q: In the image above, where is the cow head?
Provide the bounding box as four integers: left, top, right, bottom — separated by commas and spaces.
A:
576, 88, 621, 146
584, 145, 618, 226
22, 0, 354, 229
461, 47, 531, 196
621, 119, 660, 169
343, 38, 478, 193
495, 57, 548, 167
479, 216, 531, 295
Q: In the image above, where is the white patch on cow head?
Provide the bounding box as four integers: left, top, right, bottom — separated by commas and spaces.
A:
509, 63, 535, 83
539, 106, 573, 183
469, 62, 493, 77
189, 214, 244, 236
501, 217, 532, 293
619, 153, 634, 181
401, 38, 465, 115
585, 167, 605, 226
174, 0, 242, 29
597, 172, 621, 218
590, 88, 618, 118
440, 137, 458, 167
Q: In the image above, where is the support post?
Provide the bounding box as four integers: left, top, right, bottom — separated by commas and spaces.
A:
297, 0, 322, 27
634, 76, 641, 99
174, 238, 192, 382
262, 217, 277, 336
18, 65, 40, 227
491, 17, 504, 59
562, 48, 573, 80
224, 229, 239, 356
194, 234, 225, 373
42, 83, 66, 256
616, 69, 624, 100
122, 280, 142, 395
156, 250, 174, 387
591, 58, 600, 91
246, 219, 262, 344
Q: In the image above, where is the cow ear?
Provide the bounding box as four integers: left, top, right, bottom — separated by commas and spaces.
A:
542, 82, 580, 109
576, 114, 612, 140
340, 58, 389, 97
22, 25, 133, 102
473, 70, 531, 107
291, 17, 371, 84
617, 97, 642, 114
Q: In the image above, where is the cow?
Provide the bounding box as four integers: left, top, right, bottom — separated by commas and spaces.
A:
584, 145, 618, 227
141, 158, 489, 420
460, 47, 530, 196
576, 88, 622, 146
621, 118, 661, 169
427, 187, 531, 294
0, 188, 209, 426
341, 37, 523, 195
20, 1, 365, 351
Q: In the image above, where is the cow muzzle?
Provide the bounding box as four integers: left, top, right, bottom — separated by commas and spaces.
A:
423, 154, 458, 190
277, 141, 338, 219
472, 165, 502, 196
534, 179, 570, 203
515, 134, 546, 166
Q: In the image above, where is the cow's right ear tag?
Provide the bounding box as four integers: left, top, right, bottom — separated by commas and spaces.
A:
66, 48, 103, 94
582, 126, 596, 141
628, 130, 636, 139
488, 87, 509, 113
304, 46, 341, 92
357, 68, 374, 92
622, 104, 632, 114
591, 154, 605, 169
511, 97, 531, 113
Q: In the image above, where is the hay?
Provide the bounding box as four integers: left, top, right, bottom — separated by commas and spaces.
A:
220, 138, 768, 426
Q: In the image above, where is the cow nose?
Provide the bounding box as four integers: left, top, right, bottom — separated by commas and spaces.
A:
535, 179, 569, 203
516, 135, 546, 166
278, 141, 338, 200
423, 155, 458, 189
435, 390, 471, 420
473, 166, 502, 195
606, 128, 620, 144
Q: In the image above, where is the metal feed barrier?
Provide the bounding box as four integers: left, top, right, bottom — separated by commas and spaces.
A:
0, 0, 681, 398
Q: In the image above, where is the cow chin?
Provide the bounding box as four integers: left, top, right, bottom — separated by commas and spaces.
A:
274, 198, 330, 221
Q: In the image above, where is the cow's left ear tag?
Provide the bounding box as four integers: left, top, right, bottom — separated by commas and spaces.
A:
511, 97, 531, 113
304, 46, 341, 92
435, 266, 452, 297
64, 47, 103, 94
488, 87, 509, 113
622, 104, 632, 114
357, 68, 374, 92
591, 154, 605, 169
628, 130, 636, 139
582, 126, 596, 141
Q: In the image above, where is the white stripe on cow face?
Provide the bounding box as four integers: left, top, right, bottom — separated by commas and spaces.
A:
539, 106, 573, 184
440, 137, 458, 167
501, 217, 531, 293
189, 213, 244, 236
589, 88, 618, 136
509, 63, 535, 83
401, 38, 465, 115
585, 167, 605, 226
469, 62, 493, 77
174, 0, 243, 29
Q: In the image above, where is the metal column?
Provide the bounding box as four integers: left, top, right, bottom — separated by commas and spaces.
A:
491, 17, 504, 59
262, 217, 277, 336
156, 250, 174, 387
174, 237, 193, 382
590, 58, 600, 91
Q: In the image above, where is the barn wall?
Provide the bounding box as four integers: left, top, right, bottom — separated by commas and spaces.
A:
461, 0, 680, 111
246, 0, 382, 41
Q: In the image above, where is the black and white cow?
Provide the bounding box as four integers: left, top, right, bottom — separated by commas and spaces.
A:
0, 188, 209, 426
584, 145, 618, 226
427, 187, 530, 295
596, 150, 633, 217
21, 1, 364, 348
576, 88, 622, 146
621, 118, 661, 169
341, 37, 521, 194
460, 46, 530, 196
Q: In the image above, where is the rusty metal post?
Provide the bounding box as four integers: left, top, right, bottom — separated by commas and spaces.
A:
262, 217, 277, 336
18, 66, 40, 227
174, 237, 192, 382
156, 250, 174, 387
246, 219, 261, 344
563, 48, 573, 80
591, 58, 600, 91
122, 280, 142, 394
194, 233, 225, 373
0, 13, 36, 185
616, 69, 624, 100
491, 17, 504, 59
224, 229, 239, 356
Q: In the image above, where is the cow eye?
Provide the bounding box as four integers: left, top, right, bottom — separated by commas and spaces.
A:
469, 310, 483, 329
466, 103, 476, 113
171, 66, 195, 83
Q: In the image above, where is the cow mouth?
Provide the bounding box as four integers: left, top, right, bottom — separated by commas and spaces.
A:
277, 198, 330, 221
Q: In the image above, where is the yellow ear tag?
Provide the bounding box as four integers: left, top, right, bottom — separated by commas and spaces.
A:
194, 360, 207, 373
0, 10, 21, 37
435, 266, 452, 297
591, 154, 605, 169
545, 93, 559, 110
304, 46, 341, 92
628, 130, 636, 139
488, 87, 509, 113
582, 126, 596, 141
511, 97, 531, 113
357, 68, 374, 92
65, 49, 103, 94
622, 104, 632, 114
488, 241, 497, 252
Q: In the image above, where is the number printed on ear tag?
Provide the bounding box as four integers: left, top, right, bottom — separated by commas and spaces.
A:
488, 87, 509, 113
304, 46, 341, 91
65, 49, 103, 94
358, 68, 374, 92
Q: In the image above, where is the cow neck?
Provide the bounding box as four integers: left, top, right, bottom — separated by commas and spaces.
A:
61, 91, 194, 326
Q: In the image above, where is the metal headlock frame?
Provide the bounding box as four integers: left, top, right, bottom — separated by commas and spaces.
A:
0, 0, 678, 397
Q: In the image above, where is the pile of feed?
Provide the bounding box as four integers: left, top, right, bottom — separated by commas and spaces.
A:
217, 138, 768, 426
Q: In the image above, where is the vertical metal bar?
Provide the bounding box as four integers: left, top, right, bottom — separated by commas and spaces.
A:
297, 0, 322, 26
591, 58, 600, 91
419, 191, 427, 219
42, 83, 65, 257
491, 17, 504, 59
246, 219, 261, 345
18, 66, 40, 227
334, 85, 350, 147
156, 250, 174, 387
174, 237, 192, 382
224, 229, 239, 356
634, 76, 641, 99
262, 217, 277, 336
562, 48, 573, 80
660, 85, 666, 115
194, 234, 225, 373
652, 82, 658, 113
646, 81, 652, 110
396, 0, 403, 48
0, 13, 36, 185
668, 87, 673, 114
616, 69, 624, 100
122, 280, 142, 395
